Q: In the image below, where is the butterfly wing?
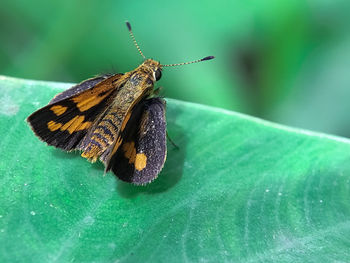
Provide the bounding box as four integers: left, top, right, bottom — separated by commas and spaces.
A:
27, 74, 124, 151
106, 98, 167, 185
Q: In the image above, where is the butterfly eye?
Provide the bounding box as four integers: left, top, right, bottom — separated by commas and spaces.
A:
155, 68, 162, 81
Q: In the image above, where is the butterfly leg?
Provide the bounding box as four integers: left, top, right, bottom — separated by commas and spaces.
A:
166, 131, 179, 149
153, 86, 163, 96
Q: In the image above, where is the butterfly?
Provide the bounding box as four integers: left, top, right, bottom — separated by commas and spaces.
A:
27, 21, 214, 185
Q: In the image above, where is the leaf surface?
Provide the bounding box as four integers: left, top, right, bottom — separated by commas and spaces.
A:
0, 76, 349, 262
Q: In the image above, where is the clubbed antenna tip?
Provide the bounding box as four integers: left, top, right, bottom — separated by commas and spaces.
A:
126, 21, 132, 31
161, 55, 215, 67
202, 56, 215, 61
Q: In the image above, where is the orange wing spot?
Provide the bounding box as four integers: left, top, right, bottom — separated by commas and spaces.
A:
77, 121, 92, 131
47, 120, 62, 131
122, 141, 136, 164
135, 153, 147, 171
73, 96, 97, 112
50, 105, 67, 116
59, 115, 91, 134
121, 111, 132, 131
121, 142, 147, 170
61, 116, 83, 134
72, 88, 114, 112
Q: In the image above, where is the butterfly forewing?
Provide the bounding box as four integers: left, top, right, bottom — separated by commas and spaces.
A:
27, 74, 124, 151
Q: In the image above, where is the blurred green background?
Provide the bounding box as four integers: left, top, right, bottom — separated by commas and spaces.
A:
1, 0, 350, 137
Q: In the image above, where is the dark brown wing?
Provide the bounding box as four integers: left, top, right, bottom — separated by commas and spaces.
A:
106, 98, 167, 185
27, 74, 124, 151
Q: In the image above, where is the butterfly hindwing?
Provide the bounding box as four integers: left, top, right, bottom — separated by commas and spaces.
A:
27, 74, 123, 151
107, 97, 167, 185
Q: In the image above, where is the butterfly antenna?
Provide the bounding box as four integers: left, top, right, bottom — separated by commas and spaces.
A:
126, 21, 146, 59
161, 56, 215, 67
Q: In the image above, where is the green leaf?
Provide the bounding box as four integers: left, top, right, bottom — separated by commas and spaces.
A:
0, 75, 350, 262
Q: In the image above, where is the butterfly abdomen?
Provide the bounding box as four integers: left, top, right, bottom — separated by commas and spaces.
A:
81, 110, 124, 162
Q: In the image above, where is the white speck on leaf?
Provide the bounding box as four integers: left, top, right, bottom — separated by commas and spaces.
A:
30, 211, 36, 216
108, 243, 116, 249
83, 216, 95, 225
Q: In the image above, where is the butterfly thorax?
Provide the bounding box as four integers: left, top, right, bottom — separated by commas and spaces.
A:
79, 59, 161, 163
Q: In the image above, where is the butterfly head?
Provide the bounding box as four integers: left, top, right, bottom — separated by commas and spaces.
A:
140, 59, 162, 82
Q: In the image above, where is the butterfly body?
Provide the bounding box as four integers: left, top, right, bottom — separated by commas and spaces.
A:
78, 59, 160, 163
